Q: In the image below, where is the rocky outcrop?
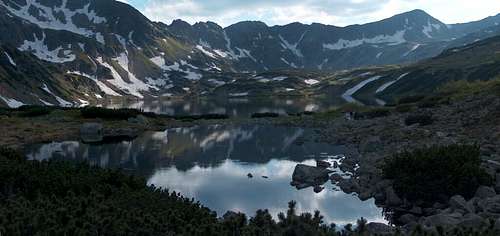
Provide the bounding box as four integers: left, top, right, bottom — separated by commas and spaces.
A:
290, 164, 332, 189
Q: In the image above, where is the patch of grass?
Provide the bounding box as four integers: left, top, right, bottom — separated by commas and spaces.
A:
354, 108, 391, 119
395, 104, 414, 113
437, 78, 500, 100
16, 105, 54, 117
397, 95, 426, 105
405, 114, 433, 126
382, 145, 492, 202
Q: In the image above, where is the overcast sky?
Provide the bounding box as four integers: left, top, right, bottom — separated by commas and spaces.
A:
119, 0, 500, 27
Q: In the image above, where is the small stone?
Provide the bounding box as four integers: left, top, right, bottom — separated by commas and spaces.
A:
247, 173, 253, 178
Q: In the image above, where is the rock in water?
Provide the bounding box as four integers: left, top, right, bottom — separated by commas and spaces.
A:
313, 185, 324, 193
247, 173, 253, 178
291, 164, 332, 189
316, 160, 331, 168
80, 122, 103, 143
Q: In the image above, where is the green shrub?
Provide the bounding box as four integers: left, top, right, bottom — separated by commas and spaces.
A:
251, 112, 280, 118
405, 114, 433, 126
355, 108, 391, 119
80, 107, 140, 120
16, 105, 54, 117
395, 104, 414, 113
382, 145, 492, 202
397, 95, 425, 105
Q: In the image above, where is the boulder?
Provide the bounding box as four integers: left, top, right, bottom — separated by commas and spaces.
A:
360, 136, 382, 153
449, 195, 474, 213
313, 186, 324, 193
478, 195, 500, 215
399, 214, 417, 225
423, 213, 461, 227
329, 173, 343, 183
475, 186, 496, 199
338, 179, 360, 194
316, 160, 331, 168
80, 122, 103, 143
385, 186, 403, 206
459, 213, 484, 228
365, 223, 393, 235
291, 164, 331, 189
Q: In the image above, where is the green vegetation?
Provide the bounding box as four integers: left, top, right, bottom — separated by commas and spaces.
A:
0, 147, 344, 235
383, 145, 492, 202
251, 112, 281, 118
397, 95, 425, 105
80, 107, 141, 120
354, 108, 391, 119
437, 78, 500, 100
404, 114, 433, 126
16, 105, 54, 117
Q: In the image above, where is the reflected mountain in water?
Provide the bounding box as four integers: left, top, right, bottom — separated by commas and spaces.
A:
25, 124, 384, 225
102, 97, 346, 118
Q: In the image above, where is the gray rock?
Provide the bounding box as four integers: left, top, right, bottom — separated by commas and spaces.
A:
80, 122, 103, 143
385, 186, 403, 206
329, 173, 343, 182
423, 213, 461, 227
459, 213, 484, 228
409, 206, 423, 215
365, 222, 393, 235
475, 186, 496, 199
316, 160, 331, 168
313, 185, 324, 193
449, 195, 474, 213
358, 189, 373, 201
399, 214, 417, 225
479, 195, 500, 214
495, 218, 500, 230
338, 179, 360, 194
291, 164, 331, 189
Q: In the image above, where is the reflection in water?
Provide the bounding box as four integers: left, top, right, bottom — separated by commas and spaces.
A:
25, 124, 385, 225
102, 97, 346, 118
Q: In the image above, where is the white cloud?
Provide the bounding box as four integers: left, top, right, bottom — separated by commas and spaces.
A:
139, 0, 500, 27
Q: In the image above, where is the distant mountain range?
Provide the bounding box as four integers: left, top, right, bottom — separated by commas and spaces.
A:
0, 0, 499, 107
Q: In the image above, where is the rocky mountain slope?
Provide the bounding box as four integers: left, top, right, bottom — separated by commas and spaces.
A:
332, 35, 500, 105
0, 0, 499, 107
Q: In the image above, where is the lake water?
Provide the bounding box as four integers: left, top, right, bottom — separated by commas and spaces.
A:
101, 96, 347, 118
25, 124, 385, 225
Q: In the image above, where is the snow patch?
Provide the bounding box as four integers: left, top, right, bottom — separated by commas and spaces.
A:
1, 0, 107, 43
67, 71, 122, 97
403, 44, 421, 57
278, 33, 305, 58
0, 95, 24, 108
3, 52, 16, 66
342, 76, 383, 103
19, 33, 75, 63
304, 79, 320, 85
323, 30, 406, 50
376, 73, 409, 94
41, 83, 73, 107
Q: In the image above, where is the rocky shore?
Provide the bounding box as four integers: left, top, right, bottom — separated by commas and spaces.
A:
280, 93, 500, 233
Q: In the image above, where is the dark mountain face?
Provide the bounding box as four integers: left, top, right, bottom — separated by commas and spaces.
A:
0, 0, 498, 107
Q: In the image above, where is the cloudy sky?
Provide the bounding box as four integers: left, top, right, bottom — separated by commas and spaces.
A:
119, 0, 500, 27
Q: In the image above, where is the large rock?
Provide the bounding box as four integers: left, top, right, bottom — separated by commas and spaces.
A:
422, 213, 461, 227
475, 186, 496, 199
385, 186, 403, 206
338, 179, 360, 194
365, 222, 393, 235
80, 122, 103, 143
478, 195, 500, 215
449, 195, 474, 214
291, 164, 331, 189
459, 213, 484, 228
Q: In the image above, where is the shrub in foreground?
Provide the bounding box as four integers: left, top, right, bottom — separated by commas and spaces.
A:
16, 105, 54, 117
405, 114, 433, 126
383, 144, 492, 202
80, 106, 142, 120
